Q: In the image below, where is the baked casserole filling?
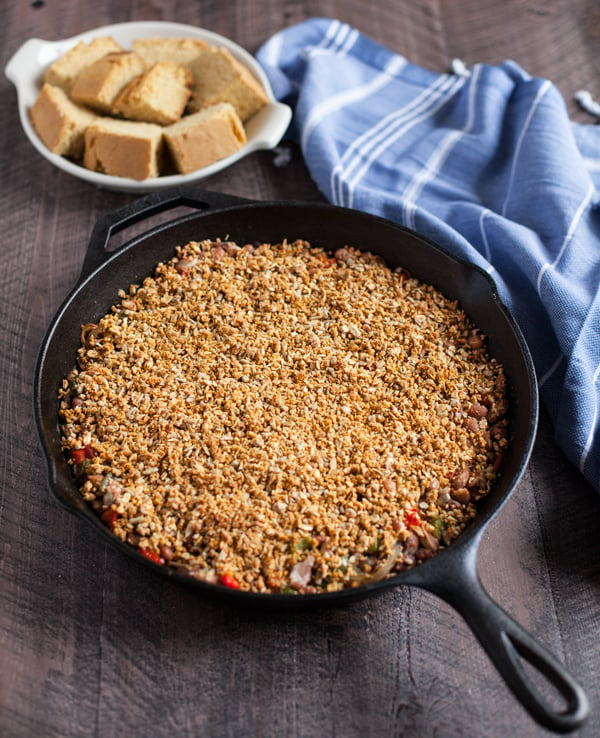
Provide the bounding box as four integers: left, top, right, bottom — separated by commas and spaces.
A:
59, 239, 509, 593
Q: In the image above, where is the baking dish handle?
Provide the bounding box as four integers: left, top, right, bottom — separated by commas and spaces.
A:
79, 187, 252, 281
406, 540, 589, 733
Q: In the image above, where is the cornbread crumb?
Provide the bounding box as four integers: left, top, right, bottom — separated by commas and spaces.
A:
58, 240, 509, 594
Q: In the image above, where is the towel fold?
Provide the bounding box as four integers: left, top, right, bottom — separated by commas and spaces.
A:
257, 18, 600, 492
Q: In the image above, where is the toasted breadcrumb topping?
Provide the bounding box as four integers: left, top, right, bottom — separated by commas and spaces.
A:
59, 239, 508, 593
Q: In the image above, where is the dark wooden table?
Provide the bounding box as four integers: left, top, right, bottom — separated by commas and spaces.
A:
2, 2, 599, 737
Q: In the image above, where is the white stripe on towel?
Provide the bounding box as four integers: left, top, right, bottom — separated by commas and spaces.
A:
580, 362, 600, 474
260, 31, 284, 69
331, 74, 457, 205
321, 20, 353, 53
332, 74, 465, 208
403, 65, 481, 230
301, 55, 407, 152
479, 209, 493, 261
501, 79, 552, 218
539, 352, 564, 388
536, 182, 594, 295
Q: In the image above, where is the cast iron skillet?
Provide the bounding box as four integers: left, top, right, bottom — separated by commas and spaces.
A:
34, 188, 588, 732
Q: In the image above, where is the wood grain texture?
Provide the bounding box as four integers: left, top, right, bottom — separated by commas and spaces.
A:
1, 1, 599, 737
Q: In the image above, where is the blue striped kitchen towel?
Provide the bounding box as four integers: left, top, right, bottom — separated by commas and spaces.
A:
256, 18, 600, 493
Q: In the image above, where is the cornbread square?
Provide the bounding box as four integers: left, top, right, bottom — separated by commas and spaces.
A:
188, 46, 268, 121
163, 102, 246, 174
112, 61, 193, 125
132, 37, 209, 69
30, 83, 97, 158
71, 52, 147, 113
83, 118, 164, 179
44, 36, 123, 91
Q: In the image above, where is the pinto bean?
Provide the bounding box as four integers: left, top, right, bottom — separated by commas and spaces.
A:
334, 247, 351, 261
464, 416, 480, 433
467, 471, 487, 500
468, 402, 488, 419
127, 532, 141, 547
160, 545, 174, 562
480, 393, 492, 407
425, 478, 440, 502
468, 470, 486, 490
452, 468, 470, 489
221, 242, 239, 256
488, 398, 509, 423
416, 548, 433, 561
360, 250, 377, 263
467, 333, 484, 350
175, 257, 198, 273
290, 555, 315, 590
417, 528, 439, 553
404, 532, 420, 555
394, 266, 411, 280
211, 245, 226, 260
450, 487, 471, 505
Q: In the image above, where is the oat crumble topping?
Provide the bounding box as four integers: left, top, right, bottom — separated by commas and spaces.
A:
58, 239, 509, 593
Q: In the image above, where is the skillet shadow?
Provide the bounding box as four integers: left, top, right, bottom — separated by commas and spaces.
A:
527, 409, 600, 594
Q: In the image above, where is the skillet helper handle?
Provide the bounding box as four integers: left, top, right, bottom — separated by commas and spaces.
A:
414, 544, 589, 733
79, 187, 251, 281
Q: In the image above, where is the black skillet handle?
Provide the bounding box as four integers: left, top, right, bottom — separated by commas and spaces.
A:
79, 187, 253, 282
406, 539, 589, 733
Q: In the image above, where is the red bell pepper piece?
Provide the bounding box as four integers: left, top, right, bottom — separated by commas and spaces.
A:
492, 453, 504, 474
70, 448, 86, 463
100, 510, 119, 530
70, 445, 94, 463
220, 574, 240, 589
405, 509, 421, 528
139, 548, 164, 565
